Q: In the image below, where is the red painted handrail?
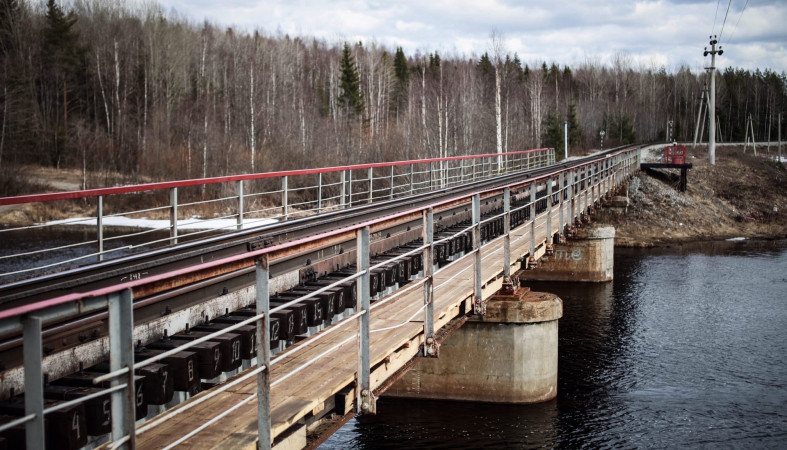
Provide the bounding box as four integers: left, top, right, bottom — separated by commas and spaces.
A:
0, 146, 644, 321
0, 149, 552, 206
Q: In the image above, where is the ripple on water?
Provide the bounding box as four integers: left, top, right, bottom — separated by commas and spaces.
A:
320, 240, 787, 449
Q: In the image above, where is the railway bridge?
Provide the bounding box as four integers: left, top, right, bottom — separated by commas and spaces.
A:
0, 146, 640, 449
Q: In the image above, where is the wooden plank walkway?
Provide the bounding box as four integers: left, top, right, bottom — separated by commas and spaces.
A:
134, 207, 559, 449
133, 148, 639, 448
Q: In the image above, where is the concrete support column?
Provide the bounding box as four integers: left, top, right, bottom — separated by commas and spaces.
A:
520, 225, 615, 282
386, 289, 562, 403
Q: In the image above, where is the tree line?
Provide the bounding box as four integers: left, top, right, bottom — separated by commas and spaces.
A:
0, 0, 785, 195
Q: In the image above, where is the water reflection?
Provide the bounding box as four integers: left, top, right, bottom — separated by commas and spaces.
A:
321, 240, 787, 448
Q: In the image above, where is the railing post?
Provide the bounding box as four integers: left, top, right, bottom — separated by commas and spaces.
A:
578, 166, 584, 219
615, 155, 620, 188
527, 153, 530, 169
109, 289, 135, 448
23, 315, 45, 450
409, 164, 414, 196
608, 157, 613, 194
237, 180, 244, 231
611, 156, 616, 189
599, 160, 605, 198
473, 158, 477, 181
472, 194, 484, 316
583, 166, 589, 217
282, 176, 289, 219
459, 159, 464, 185
389, 165, 394, 200
428, 162, 433, 190
586, 165, 591, 215
348, 170, 353, 208
529, 183, 536, 258
97, 195, 104, 261
422, 208, 437, 356
170, 187, 178, 245
368, 167, 373, 204
570, 170, 576, 225
356, 226, 375, 413
559, 172, 565, 234
340, 170, 346, 209
255, 256, 272, 450
317, 173, 323, 214
546, 177, 553, 244
503, 187, 511, 276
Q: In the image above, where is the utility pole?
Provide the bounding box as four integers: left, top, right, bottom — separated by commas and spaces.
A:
692, 85, 706, 149
779, 112, 782, 162
704, 36, 723, 165
744, 113, 750, 153
563, 122, 568, 160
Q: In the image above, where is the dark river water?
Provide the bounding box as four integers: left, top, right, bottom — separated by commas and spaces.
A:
321, 240, 787, 449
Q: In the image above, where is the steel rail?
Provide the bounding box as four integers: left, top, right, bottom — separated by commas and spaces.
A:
0, 147, 635, 333
0, 152, 552, 305
0, 146, 639, 449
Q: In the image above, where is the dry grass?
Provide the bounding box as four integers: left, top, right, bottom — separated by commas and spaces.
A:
597, 145, 787, 246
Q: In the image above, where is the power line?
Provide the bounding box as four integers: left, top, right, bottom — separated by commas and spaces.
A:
724, 0, 750, 45
711, 0, 722, 35
718, 0, 733, 42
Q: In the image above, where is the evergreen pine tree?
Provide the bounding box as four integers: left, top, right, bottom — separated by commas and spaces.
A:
392, 46, 409, 115
0, 0, 19, 58
338, 42, 363, 118
542, 112, 563, 159
429, 52, 440, 71
567, 104, 583, 149
477, 53, 494, 79
394, 47, 408, 85
602, 112, 636, 145
41, 0, 84, 167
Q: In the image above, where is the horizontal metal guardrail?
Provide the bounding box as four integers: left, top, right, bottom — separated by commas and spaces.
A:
0, 149, 554, 281
0, 146, 639, 449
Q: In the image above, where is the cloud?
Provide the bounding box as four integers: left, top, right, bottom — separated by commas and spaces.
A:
152, 0, 787, 72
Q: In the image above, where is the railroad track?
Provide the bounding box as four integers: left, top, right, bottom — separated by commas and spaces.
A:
0, 146, 632, 367
0, 146, 637, 448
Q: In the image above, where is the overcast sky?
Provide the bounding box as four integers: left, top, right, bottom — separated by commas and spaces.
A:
154, 0, 787, 73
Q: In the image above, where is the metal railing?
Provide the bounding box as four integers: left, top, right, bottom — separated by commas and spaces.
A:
0, 147, 639, 449
0, 149, 554, 281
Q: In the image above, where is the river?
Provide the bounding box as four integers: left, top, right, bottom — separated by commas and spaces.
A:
320, 239, 787, 448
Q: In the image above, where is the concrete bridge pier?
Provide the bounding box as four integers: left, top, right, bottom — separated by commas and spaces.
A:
386, 288, 562, 403
523, 225, 615, 282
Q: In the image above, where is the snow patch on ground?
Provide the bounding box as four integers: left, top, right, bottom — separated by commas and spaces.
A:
45, 216, 278, 230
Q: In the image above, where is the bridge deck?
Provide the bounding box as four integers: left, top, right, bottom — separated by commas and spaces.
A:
135, 212, 557, 449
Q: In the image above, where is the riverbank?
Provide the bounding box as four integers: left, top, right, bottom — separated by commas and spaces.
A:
596, 144, 787, 247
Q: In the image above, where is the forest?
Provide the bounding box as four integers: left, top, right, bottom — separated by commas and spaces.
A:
0, 0, 785, 195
